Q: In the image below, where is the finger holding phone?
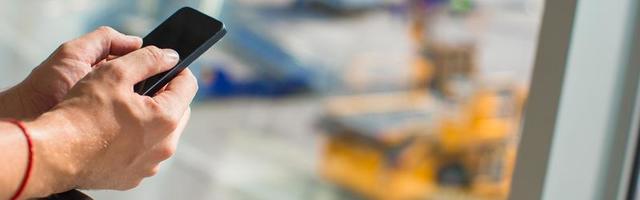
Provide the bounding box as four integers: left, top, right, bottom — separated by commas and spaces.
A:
0, 7, 224, 199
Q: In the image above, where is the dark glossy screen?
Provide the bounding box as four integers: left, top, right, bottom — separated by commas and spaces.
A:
142, 7, 223, 57
134, 7, 224, 95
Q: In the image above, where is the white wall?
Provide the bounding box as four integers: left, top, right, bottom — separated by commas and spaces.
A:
0, 0, 110, 88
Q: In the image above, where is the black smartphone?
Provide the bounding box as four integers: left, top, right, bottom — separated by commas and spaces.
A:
134, 7, 226, 96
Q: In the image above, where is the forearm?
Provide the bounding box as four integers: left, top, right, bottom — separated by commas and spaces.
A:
0, 121, 28, 199
0, 112, 76, 199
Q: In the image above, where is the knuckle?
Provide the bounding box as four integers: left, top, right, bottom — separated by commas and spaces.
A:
155, 110, 178, 130
144, 98, 163, 113
193, 82, 199, 92
145, 166, 160, 177
141, 46, 165, 63
189, 71, 199, 91
158, 145, 176, 160
144, 98, 179, 130
96, 26, 117, 34
193, 80, 199, 92
160, 114, 179, 131
57, 42, 77, 57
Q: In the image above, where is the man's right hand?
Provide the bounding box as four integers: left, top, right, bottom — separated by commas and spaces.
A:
24, 45, 197, 197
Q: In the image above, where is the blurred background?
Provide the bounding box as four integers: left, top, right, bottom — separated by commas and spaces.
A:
0, 0, 544, 199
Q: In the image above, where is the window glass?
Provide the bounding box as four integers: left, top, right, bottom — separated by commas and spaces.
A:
0, 0, 545, 199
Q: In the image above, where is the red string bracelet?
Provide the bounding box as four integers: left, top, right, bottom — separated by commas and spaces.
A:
6, 119, 34, 200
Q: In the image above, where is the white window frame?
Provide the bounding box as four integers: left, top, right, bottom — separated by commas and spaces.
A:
509, 0, 640, 199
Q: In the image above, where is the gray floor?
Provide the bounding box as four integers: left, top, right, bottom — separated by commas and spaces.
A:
86, 97, 353, 200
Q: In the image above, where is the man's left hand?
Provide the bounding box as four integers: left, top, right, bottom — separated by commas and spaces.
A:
0, 26, 142, 118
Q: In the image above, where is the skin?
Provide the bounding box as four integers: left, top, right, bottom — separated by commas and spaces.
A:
0, 26, 197, 199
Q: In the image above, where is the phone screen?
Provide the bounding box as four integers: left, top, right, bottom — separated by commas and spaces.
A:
134, 7, 225, 96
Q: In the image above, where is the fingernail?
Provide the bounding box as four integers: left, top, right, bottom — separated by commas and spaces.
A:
163, 49, 179, 61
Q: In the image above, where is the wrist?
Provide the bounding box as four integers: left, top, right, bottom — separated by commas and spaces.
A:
0, 86, 23, 118
22, 109, 81, 198
0, 82, 47, 119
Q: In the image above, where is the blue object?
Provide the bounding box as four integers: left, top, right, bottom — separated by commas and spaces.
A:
204, 68, 310, 97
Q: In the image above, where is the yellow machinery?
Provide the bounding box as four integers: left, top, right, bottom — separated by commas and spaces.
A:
318, 87, 525, 200
319, 92, 439, 200
318, 2, 526, 198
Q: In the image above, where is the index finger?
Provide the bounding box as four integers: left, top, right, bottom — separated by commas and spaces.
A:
57, 26, 142, 65
104, 46, 179, 84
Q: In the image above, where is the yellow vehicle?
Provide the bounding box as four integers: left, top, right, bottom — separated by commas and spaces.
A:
318, 87, 524, 200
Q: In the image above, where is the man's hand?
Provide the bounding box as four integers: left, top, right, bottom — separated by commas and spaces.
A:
0, 26, 142, 119
0, 27, 197, 199
20, 45, 197, 197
